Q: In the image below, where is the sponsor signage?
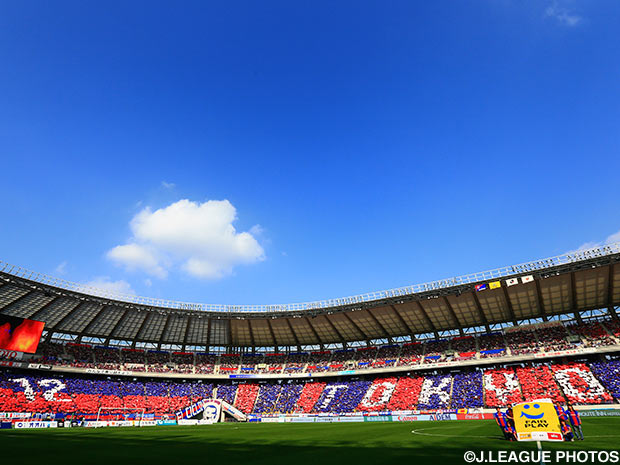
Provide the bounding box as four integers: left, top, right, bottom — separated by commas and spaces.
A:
0, 349, 23, 361
363, 415, 392, 422
456, 413, 494, 421
156, 420, 178, 426
0, 412, 31, 419
579, 409, 620, 417
513, 399, 563, 442
85, 368, 131, 376
14, 421, 57, 429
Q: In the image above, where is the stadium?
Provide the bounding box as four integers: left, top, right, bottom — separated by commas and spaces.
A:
2, 244, 620, 463
3, 2, 620, 464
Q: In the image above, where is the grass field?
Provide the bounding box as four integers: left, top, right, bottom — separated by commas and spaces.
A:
1, 418, 618, 465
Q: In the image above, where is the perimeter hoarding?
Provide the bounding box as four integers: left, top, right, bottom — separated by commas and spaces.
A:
513, 399, 563, 442
0, 315, 45, 354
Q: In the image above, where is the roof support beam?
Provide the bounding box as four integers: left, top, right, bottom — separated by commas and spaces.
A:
570, 272, 583, 324
608, 264, 618, 320
157, 313, 173, 350
266, 319, 278, 352
471, 292, 491, 333
77, 305, 107, 342
182, 316, 192, 351
247, 320, 255, 352
534, 279, 548, 321
442, 297, 464, 336
133, 312, 152, 348
570, 272, 578, 314
0, 289, 34, 313
389, 305, 416, 341
205, 317, 212, 350
29, 296, 62, 320
500, 287, 518, 325
323, 316, 347, 349
304, 317, 324, 350
50, 302, 98, 342
285, 318, 302, 351
227, 319, 234, 351
414, 301, 439, 339
342, 312, 370, 343
365, 309, 392, 343
105, 308, 130, 346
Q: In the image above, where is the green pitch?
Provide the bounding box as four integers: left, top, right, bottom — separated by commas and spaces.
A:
0, 419, 618, 465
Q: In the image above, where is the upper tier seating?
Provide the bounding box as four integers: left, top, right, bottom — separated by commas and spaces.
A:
31, 319, 620, 376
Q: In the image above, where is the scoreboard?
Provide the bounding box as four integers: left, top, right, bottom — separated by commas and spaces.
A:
0, 314, 45, 354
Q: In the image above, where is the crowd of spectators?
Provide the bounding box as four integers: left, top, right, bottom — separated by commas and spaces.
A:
451, 371, 483, 408
423, 340, 450, 363
233, 383, 260, 413
357, 377, 397, 411
373, 345, 400, 367
386, 376, 424, 410
568, 322, 616, 347
195, 354, 216, 374
28, 319, 620, 379
354, 347, 378, 368
478, 333, 506, 358
535, 326, 573, 352
252, 383, 282, 414
2, 356, 620, 417
417, 374, 452, 409
516, 365, 565, 403
590, 359, 620, 401
282, 353, 306, 372
551, 362, 613, 404
483, 368, 523, 407
505, 330, 538, 356
397, 342, 424, 366
295, 382, 325, 413
451, 336, 477, 360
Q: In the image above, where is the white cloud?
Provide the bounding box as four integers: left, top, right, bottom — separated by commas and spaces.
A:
605, 230, 620, 244
84, 277, 136, 297
55, 261, 68, 275
545, 1, 582, 26
107, 243, 168, 278
161, 181, 176, 189
107, 199, 265, 280
569, 229, 620, 254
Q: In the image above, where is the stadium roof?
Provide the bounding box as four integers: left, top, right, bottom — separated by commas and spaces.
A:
1, 243, 620, 350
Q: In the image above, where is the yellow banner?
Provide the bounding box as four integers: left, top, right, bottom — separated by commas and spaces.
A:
513, 399, 563, 442
489, 281, 501, 289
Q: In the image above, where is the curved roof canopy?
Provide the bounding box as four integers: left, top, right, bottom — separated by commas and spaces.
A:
1, 243, 619, 350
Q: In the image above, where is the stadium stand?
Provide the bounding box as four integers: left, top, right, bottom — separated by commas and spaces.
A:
590, 359, 620, 401
483, 368, 523, 407
3, 357, 620, 418
516, 365, 565, 403
451, 371, 483, 408
2, 247, 620, 423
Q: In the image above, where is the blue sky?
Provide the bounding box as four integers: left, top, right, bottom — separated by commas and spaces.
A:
1, 1, 619, 305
